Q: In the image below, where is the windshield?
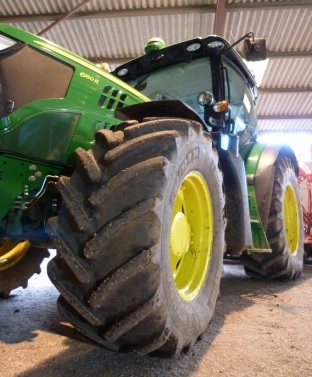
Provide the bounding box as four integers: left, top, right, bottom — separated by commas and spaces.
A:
223, 58, 257, 143
127, 55, 257, 144
128, 57, 212, 121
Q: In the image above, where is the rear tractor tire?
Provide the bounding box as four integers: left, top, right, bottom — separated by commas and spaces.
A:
47, 117, 225, 357
241, 155, 304, 280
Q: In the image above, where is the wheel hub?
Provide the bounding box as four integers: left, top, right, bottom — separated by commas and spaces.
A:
170, 211, 191, 258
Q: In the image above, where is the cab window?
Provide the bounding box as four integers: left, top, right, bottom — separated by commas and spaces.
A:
0, 34, 73, 118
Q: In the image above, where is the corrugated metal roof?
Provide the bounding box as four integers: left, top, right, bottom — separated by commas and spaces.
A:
224, 6, 312, 52
0, 0, 216, 17
257, 92, 312, 117
9, 13, 217, 63
41, 12, 215, 61
0, 0, 311, 134
261, 57, 312, 89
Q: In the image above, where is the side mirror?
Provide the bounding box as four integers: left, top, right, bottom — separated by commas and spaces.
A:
243, 37, 267, 61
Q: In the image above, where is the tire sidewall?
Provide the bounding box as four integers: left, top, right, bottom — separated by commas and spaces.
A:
159, 132, 224, 338
280, 165, 304, 268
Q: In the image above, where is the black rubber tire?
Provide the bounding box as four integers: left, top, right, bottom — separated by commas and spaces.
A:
241, 155, 304, 280
47, 118, 225, 357
0, 247, 50, 297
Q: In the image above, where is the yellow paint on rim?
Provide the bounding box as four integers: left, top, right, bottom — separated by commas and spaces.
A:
283, 183, 299, 255
0, 239, 31, 271
170, 171, 213, 302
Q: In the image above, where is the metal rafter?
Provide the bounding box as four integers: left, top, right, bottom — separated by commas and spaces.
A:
258, 115, 312, 120
259, 88, 312, 94
227, 0, 312, 10
214, 0, 226, 36
38, 0, 94, 36
267, 51, 312, 58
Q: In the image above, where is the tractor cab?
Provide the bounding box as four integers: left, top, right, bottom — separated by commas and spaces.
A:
113, 34, 264, 152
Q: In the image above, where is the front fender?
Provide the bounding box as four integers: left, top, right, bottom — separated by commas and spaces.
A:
115, 100, 206, 128
242, 142, 299, 230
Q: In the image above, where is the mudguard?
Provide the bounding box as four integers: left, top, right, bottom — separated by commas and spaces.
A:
242, 142, 299, 231
218, 149, 253, 253
115, 100, 207, 128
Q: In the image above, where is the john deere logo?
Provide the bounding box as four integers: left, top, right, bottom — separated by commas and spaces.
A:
80, 72, 99, 84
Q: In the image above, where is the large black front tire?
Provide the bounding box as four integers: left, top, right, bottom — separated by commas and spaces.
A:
47, 118, 225, 357
241, 155, 304, 280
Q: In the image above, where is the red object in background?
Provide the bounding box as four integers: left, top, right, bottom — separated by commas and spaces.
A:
298, 165, 312, 257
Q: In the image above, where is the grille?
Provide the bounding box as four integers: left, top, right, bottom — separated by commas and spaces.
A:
97, 85, 128, 110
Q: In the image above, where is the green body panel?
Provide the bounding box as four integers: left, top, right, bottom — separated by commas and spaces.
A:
0, 24, 149, 162
241, 143, 271, 252
0, 23, 148, 235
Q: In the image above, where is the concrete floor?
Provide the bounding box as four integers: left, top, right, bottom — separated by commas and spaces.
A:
1, 252, 312, 377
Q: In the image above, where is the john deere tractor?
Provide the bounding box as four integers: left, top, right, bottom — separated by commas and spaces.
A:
0, 24, 304, 357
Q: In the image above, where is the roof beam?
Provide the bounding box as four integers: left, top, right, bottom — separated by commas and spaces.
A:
258, 115, 312, 120
214, 0, 226, 35
227, 0, 312, 10
267, 51, 312, 58
259, 88, 312, 94
38, 0, 94, 36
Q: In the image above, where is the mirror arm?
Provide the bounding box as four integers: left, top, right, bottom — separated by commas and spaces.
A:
222, 32, 254, 54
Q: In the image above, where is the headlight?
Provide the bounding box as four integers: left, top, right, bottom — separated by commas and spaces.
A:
197, 91, 214, 106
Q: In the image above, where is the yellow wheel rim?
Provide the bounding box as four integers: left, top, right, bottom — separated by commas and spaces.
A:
170, 172, 213, 302
283, 183, 299, 255
0, 239, 31, 271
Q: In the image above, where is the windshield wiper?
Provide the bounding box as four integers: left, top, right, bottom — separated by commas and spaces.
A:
134, 74, 150, 91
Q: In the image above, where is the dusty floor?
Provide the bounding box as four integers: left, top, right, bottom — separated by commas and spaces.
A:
1, 252, 312, 377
